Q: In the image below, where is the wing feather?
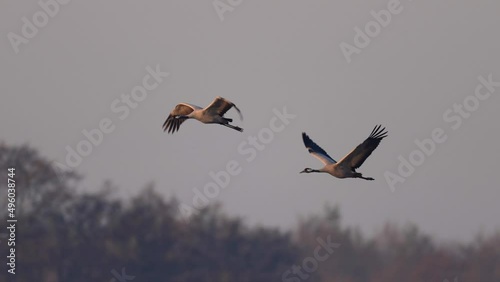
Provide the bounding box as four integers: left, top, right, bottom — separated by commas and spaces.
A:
205, 96, 243, 120
162, 103, 198, 134
302, 132, 336, 165
338, 125, 388, 170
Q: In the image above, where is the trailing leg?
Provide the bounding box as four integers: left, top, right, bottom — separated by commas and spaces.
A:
354, 172, 374, 181
222, 123, 243, 132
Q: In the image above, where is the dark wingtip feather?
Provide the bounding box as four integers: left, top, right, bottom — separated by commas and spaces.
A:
162, 117, 171, 132
233, 103, 244, 121
302, 133, 319, 151
369, 125, 388, 140
168, 118, 176, 134
175, 119, 181, 132
302, 132, 311, 146
172, 119, 178, 134
370, 125, 381, 137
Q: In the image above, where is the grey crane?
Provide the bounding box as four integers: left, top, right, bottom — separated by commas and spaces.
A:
300, 125, 388, 180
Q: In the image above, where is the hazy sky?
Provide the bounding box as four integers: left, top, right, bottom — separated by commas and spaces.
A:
1, 1, 499, 242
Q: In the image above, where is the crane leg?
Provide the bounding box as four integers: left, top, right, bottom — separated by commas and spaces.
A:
222, 123, 243, 132
355, 173, 374, 181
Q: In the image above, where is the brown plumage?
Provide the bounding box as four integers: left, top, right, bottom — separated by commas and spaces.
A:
162, 97, 243, 134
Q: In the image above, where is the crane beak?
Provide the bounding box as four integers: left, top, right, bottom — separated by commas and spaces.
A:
299, 169, 306, 174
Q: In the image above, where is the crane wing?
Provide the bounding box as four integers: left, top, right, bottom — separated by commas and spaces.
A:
302, 132, 336, 165
162, 103, 199, 134
337, 125, 388, 170
205, 96, 243, 120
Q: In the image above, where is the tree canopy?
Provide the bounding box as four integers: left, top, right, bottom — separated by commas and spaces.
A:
0, 143, 498, 282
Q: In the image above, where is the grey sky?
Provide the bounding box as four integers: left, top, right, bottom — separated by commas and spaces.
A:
1, 0, 499, 242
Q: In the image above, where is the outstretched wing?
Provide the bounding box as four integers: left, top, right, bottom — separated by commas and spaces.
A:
337, 125, 388, 170
204, 96, 243, 121
162, 103, 198, 134
302, 132, 336, 165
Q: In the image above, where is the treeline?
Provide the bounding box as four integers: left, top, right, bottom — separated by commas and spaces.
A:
0, 143, 499, 282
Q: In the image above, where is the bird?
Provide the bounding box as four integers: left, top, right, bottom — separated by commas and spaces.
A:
162, 96, 243, 134
300, 125, 388, 180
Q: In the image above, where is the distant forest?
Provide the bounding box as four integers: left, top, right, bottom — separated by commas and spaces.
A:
0, 143, 499, 282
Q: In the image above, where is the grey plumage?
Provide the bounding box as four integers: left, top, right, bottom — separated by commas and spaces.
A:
301, 125, 388, 181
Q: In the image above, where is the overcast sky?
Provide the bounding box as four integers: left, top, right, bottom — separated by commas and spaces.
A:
1, 0, 499, 242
